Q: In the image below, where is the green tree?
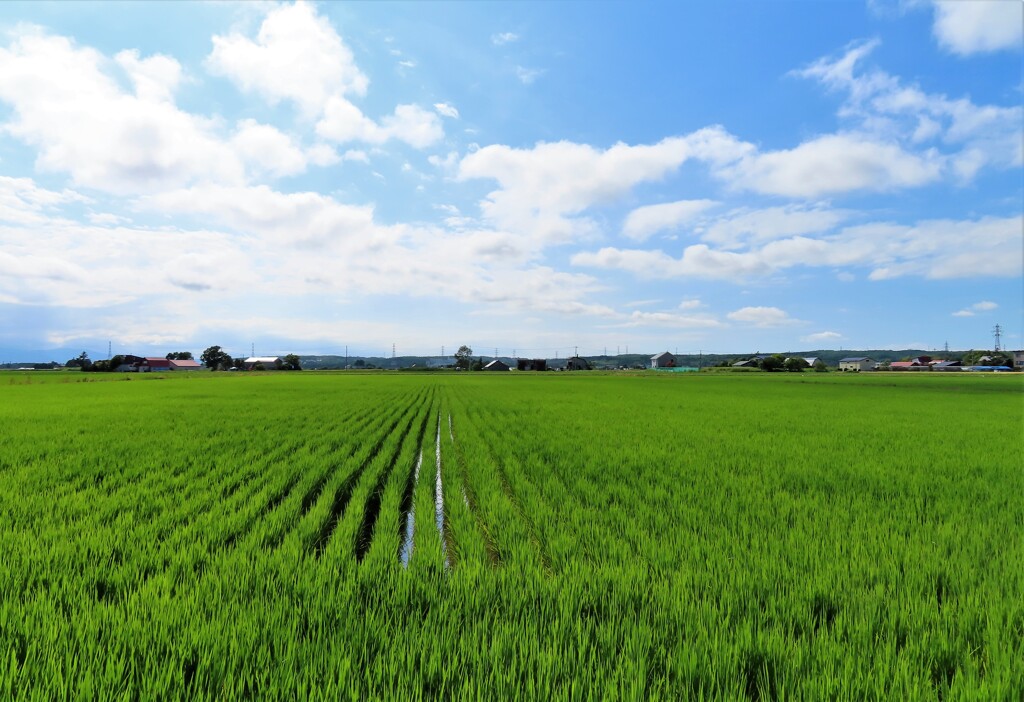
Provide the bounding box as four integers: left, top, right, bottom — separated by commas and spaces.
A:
65, 352, 91, 369
812, 359, 829, 373
283, 354, 302, 371
353, 359, 365, 368
201, 346, 231, 371
760, 355, 784, 372
784, 357, 807, 372
454, 345, 473, 370
165, 351, 194, 360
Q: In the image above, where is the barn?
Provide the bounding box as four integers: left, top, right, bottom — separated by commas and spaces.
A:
517, 359, 547, 371
483, 360, 510, 372
565, 356, 591, 371
650, 351, 677, 368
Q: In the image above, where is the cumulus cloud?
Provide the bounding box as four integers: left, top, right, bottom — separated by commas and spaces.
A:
207, 2, 442, 149
0, 30, 246, 194
206, 1, 368, 115
727, 306, 802, 327
515, 66, 543, 84
433, 102, 460, 119
623, 199, 717, 241
795, 39, 1022, 178
620, 310, 723, 329
0, 176, 90, 225
931, 0, 1023, 55
952, 300, 998, 317
491, 32, 519, 46
801, 331, 843, 343
722, 134, 942, 197
700, 205, 847, 248
574, 215, 1022, 282
316, 99, 443, 148
459, 136, 710, 245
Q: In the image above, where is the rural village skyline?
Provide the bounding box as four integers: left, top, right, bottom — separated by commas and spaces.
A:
0, 1, 1021, 360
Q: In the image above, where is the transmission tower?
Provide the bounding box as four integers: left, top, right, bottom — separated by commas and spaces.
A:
993, 324, 1002, 352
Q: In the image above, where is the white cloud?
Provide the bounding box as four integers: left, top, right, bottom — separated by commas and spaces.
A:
516, 66, 543, 85
230, 119, 313, 177
727, 306, 801, 327
795, 39, 1022, 179
953, 300, 999, 317
206, 1, 368, 116
398, 60, 416, 69
679, 299, 703, 310
0, 176, 90, 225
623, 199, 717, 241
801, 331, 843, 343
207, 3, 442, 150
341, 149, 370, 163
932, 0, 1023, 55
700, 205, 847, 248
115, 49, 183, 103
722, 133, 942, 197
316, 99, 443, 148
434, 102, 460, 119
574, 215, 1022, 282
620, 310, 723, 329
459, 137, 701, 245
0, 30, 245, 194
491, 32, 519, 46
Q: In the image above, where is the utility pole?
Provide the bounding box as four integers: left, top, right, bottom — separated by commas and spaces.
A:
993, 324, 1002, 352
251, 342, 255, 357
108, 341, 111, 359
441, 345, 444, 359
345, 345, 348, 367
699, 350, 703, 369
495, 347, 498, 359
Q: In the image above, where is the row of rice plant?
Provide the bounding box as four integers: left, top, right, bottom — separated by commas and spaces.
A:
1, 371, 1020, 699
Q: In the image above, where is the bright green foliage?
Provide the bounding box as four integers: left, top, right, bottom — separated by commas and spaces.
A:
0, 371, 1021, 700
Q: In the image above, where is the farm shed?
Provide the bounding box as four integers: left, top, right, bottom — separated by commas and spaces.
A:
839, 357, 873, 371
169, 359, 202, 371
516, 359, 547, 371
137, 357, 171, 372
565, 356, 591, 371
115, 354, 144, 372
244, 356, 282, 370
483, 360, 510, 372
650, 352, 677, 368
732, 359, 758, 368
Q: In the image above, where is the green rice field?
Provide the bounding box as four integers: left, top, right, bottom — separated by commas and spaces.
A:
1, 371, 1021, 700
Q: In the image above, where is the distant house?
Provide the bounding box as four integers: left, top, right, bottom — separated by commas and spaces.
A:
137, 357, 171, 372
803, 357, 820, 367
115, 354, 144, 372
650, 352, 677, 369
516, 359, 547, 371
169, 359, 203, 371
1013, 351, 1024, 368
931, 361, 962, 372
732, 359, 759, 368
839, 357, 873, 371
244, 356, 282, 370
565, 356, 591, 371
483, 359, 510, 372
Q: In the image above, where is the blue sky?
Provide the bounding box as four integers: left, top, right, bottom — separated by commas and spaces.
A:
0, 0, 1020, 361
